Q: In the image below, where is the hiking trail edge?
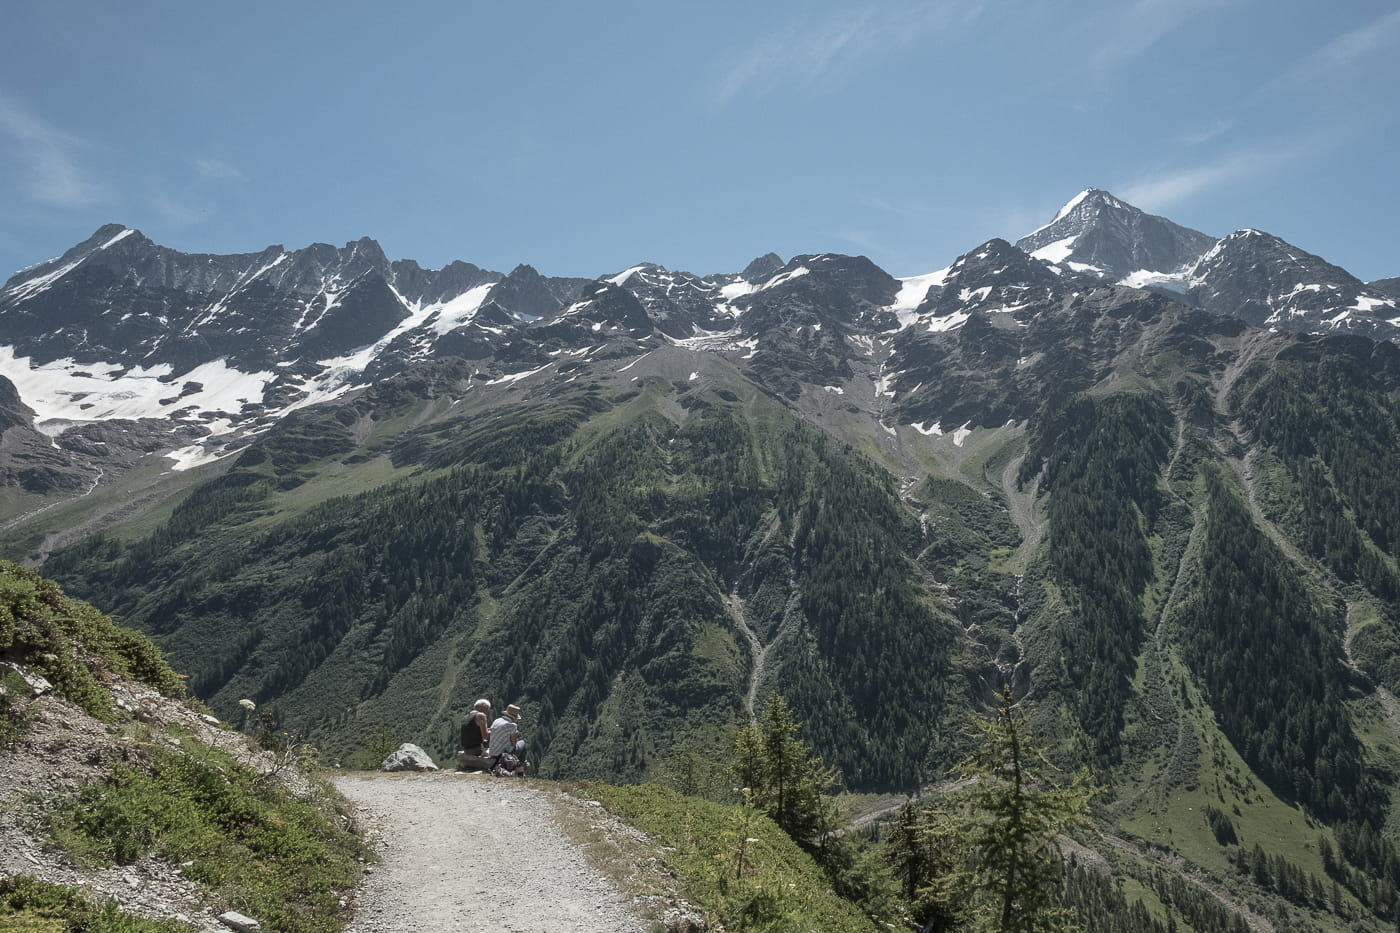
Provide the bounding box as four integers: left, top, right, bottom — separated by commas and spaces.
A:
335, 773, 651, 933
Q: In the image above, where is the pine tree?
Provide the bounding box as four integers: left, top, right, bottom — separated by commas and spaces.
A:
955, 687, 1100, 932
886, 801, 970, 932
731, 693, 839, 846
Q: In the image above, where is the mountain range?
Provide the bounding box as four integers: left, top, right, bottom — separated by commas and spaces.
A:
5, 188, 1400, 927
2, 188, 1397, 499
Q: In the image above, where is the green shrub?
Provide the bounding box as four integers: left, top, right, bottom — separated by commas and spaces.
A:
47, 743, 370, 933
0, 875, 189, 932
584, 782, 883, 932
0, 562, 185, 720
1, 665, 31, 747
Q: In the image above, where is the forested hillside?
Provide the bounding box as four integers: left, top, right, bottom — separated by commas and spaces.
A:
42, 378, 966, 788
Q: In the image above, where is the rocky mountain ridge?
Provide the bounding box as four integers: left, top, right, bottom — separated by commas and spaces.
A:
3, 189, 1397, 497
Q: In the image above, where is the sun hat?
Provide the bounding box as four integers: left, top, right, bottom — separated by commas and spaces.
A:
504, 704, 522, 721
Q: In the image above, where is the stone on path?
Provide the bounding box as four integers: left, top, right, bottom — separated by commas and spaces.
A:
380, 743, 438, 772
218, 910, 261, 931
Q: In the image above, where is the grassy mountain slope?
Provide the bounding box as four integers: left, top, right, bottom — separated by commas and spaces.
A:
0, 561, 369, 932
39, 374, 967, 788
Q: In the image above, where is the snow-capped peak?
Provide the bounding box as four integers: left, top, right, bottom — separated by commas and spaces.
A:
2, 226, 140, 305
1024, 189, 1095, 239
1052, 188, 1095, 223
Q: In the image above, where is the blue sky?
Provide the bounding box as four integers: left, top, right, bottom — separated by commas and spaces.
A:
1, 0, 1396, 283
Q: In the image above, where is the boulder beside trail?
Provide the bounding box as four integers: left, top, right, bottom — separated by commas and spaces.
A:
0, 661, 53, 698
218, 910, 262, 932
381, 743, 438, 772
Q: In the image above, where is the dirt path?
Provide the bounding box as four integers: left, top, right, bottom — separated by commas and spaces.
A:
1099, 830, 1274, 933
334, 773, 649, 933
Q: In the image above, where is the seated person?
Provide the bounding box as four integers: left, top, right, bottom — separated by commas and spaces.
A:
456, 699, 493, 771
488, 704, 526, 776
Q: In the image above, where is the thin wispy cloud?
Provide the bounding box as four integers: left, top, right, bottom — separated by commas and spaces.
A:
709, 2, 983, 104
836, 229, 881, 253
858, 194, 928, 219
1176, 118, 1234, 147
1090, 0, 1232, 71
1119, 144, 1306, 211
1286, 7, 1400, 81
193, 157, 246, 181
0, 93, 99, 207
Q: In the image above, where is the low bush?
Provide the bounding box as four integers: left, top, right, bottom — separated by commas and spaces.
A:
0, 875, 188, 932
584, 782, 883, 933
0, 562, 185, 720
47, 742, 370, 933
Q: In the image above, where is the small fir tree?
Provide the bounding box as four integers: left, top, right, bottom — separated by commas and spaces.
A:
956, 687, 1099, 932
732, 693, 839, 846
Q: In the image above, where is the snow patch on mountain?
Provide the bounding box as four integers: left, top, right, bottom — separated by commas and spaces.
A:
167, 441, 240, 472
762, 266, 811, 290
487, 363, 553, 386
1353, 294, 1395, 313
891, 269, 949, 310
0, 346, 273, 435
616, 353, 651, 373
1030, 236, 1077, 265
720, 280, 757, 300
425, 282, 497, 335
926, 311, 970, 332
890, 268, 950, 327
195, 252, 291, 329
608, 265, 647, 287
672, 328, 748, 351
3, 229, 137, 305
1024, 189, 1093, 239
1119, 269, 1190, 292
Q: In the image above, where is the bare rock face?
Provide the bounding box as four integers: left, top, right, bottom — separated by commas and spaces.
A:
380, 743, 438, 772
1016, 188, 1216, 278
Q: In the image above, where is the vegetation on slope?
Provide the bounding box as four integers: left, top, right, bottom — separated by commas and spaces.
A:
0, 561, 185, 721
0, 875, 189, 932
0, 564, 370, 933
17, 321, 1400, 929
43, 383, 961, 789
47, 742, 368, 933
586, 782, 883, 933
1022, 394, 1173, 762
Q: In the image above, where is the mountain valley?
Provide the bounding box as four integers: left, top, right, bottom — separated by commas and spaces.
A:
5, 189, 1400, 928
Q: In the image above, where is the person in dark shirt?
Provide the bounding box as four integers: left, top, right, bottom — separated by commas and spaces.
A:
461, 698, 491, 757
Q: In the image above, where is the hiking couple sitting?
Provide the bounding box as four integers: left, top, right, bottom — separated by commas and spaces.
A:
459, 699, 526, 777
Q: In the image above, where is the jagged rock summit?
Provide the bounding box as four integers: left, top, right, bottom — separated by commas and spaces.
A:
1015, 188, 1216, 279
2, 191, 1399, 498
1185, 228, 1400, 337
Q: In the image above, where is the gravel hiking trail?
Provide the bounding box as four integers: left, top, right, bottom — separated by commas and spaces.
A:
334, 773, 650, 933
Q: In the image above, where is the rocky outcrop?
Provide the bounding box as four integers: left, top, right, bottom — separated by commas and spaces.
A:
380, 743, 438, 772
